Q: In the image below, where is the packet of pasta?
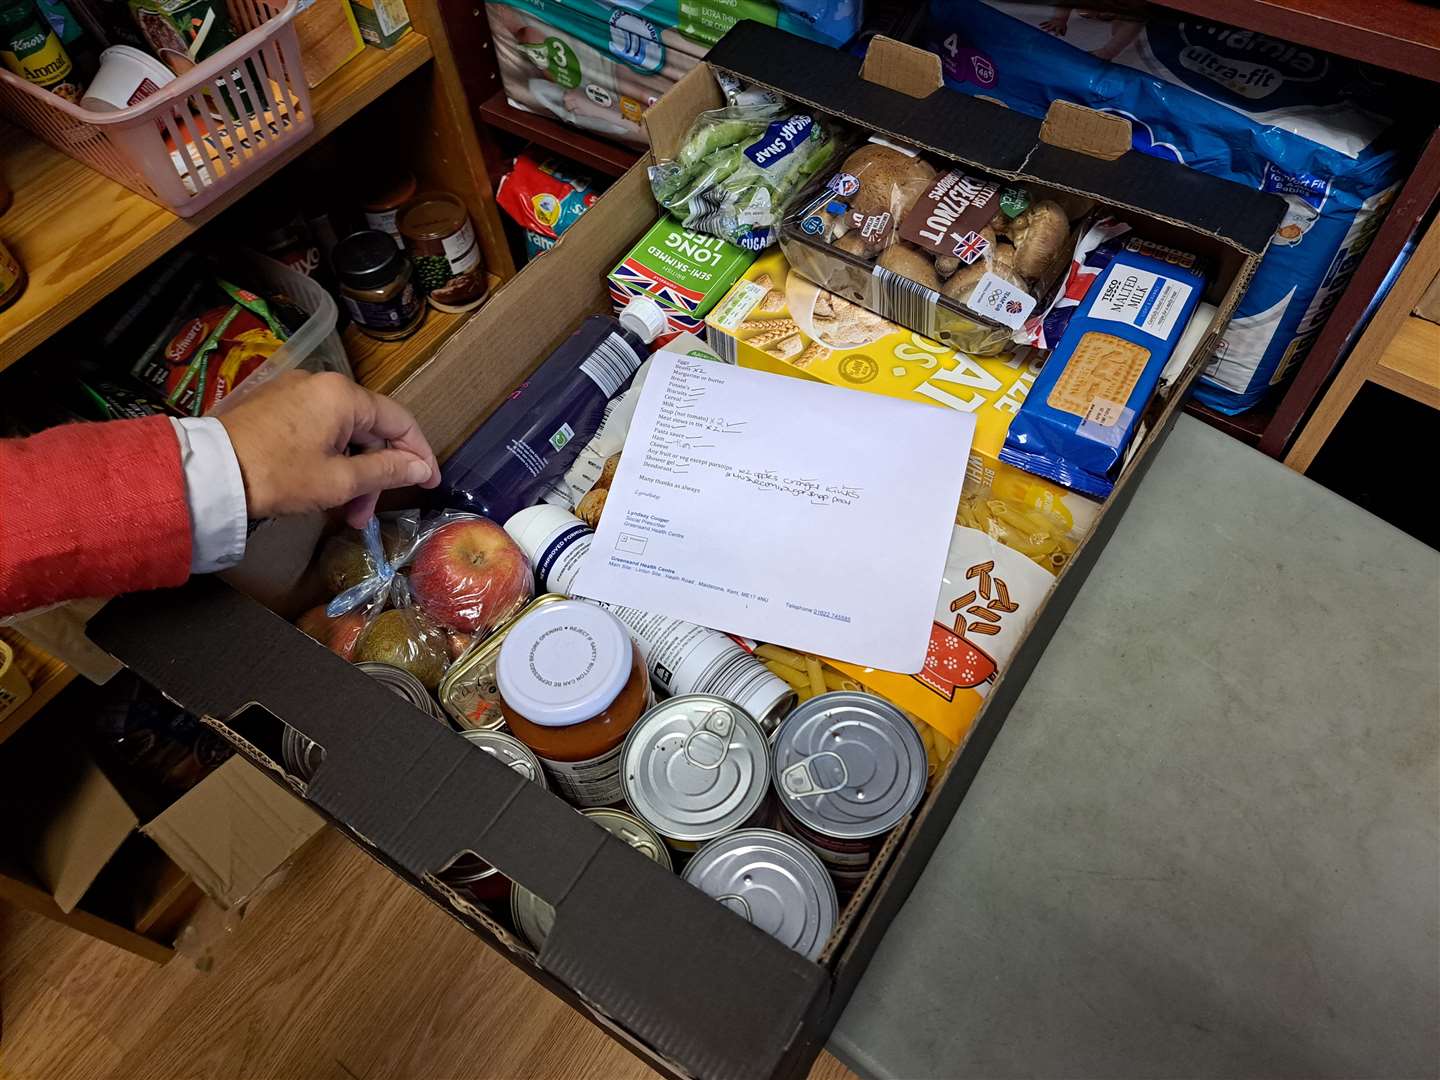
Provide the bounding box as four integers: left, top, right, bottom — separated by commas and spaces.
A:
829, 520, 1056, 746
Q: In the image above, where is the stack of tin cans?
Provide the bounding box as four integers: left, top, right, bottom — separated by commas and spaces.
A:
281, 662, 447, 781
294, 613, 928, 964
486, 688, 930, 962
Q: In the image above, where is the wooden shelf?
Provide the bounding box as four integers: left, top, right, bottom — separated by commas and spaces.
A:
0, 33, 435, 373
345, 273, 500, 393
478, 91, 641, 179
1153, 0, 1440, 81
0, 861, 174, 963
1373, 316, 1440, 408
0, 630, 76, 746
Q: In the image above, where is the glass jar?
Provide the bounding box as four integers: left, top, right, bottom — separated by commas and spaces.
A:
359, 169, 416, 248
497, 599, 651, 808
398, 190, 488, 312
333, 229, 425, 341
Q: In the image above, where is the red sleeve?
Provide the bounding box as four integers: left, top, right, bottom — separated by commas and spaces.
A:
0, 416, 193, 616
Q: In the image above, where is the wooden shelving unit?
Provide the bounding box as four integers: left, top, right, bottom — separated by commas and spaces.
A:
0, 630, 75, 746
0, 0, 518, 963
477, 91, 640, 179
346, 303, 469, 393
0, 33, 436, 373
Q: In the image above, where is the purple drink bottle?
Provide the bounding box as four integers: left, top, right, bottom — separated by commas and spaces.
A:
437, 295, 668, 521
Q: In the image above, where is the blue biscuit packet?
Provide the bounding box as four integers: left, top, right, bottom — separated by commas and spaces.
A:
1000, 246, 1206, 499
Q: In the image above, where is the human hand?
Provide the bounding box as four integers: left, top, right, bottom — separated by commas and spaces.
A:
219, 371, 441, 528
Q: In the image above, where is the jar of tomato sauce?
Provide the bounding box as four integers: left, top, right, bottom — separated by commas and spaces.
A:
497, 600, 650, 808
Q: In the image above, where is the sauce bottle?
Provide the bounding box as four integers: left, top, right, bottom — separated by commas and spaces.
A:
496, 599, 651, 807
437, 295, 667, 523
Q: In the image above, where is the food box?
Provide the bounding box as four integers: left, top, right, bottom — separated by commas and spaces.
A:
86, 26, 1282, 1080
608, 216, 755, 344
706, 247, 1100, 539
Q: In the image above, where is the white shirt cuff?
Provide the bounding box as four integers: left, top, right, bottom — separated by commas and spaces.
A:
170, 416, 248, 574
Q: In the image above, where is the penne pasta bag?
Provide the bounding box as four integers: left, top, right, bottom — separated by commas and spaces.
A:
830, 522, 1056, 746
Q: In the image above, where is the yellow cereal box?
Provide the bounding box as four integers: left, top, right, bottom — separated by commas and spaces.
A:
705, 250, 1100, 539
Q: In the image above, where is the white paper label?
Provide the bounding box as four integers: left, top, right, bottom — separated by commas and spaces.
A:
443, 217, 480, 273
537, 742, 625, 807
364, 208, 403, 247
966, 271, 1037, 330
1087, 264, 1194, 339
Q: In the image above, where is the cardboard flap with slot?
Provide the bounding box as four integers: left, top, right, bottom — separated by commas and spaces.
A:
90, 577, 828, 1080
1039, 100, 1132, 160
859, 36, 943, 99
701, 22, 1282, 258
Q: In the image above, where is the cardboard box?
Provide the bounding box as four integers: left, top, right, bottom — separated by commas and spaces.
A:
85, 26, 1282, 1077
706, 247, 1100, 538
0, 685, 322, 946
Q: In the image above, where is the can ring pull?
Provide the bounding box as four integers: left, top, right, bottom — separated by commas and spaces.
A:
682, 705, 735, 770
780, 751, 849, 798
717, 893, 753, 920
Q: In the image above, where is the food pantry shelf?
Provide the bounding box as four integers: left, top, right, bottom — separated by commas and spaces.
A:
478, 91, 641, 179
0, 631, 75, 746
344, 275, 501, 393
0, 33, 435, 373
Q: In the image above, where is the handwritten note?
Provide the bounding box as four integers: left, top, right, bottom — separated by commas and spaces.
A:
572, 352, 976, 672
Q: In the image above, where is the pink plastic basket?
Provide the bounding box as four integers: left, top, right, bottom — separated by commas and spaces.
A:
0, 0, 313, 217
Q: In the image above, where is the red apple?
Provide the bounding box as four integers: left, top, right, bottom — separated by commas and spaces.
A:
410, 516, 533, 634
296, 604, 367, 661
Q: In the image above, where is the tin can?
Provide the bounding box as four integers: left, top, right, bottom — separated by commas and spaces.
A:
355, 661, 445, 721
439, 593, 567, 731
682, 828, 837, 961
440, 730, 548, 902
621, 695, 770, 855
770, 691, 926, 892
280, 661, 448, 780
510, 808, 671, 950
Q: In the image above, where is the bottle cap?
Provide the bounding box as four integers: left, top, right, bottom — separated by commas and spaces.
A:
617, 295, 669, 344
496, 600, 633, 727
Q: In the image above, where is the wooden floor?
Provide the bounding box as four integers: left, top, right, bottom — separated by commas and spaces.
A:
0, 830, 860, 1080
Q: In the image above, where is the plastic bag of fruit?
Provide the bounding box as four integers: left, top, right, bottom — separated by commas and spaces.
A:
295, 514, 421, 662
407, 512, 535, 645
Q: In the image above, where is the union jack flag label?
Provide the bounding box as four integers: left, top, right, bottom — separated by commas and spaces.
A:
953, 230, 991, 265
609, 258, 706, 312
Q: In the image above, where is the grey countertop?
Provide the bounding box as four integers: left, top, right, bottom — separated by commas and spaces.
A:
831, 414, 1440, 1080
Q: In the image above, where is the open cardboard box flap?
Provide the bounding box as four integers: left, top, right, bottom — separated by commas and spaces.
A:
143, 756, 323, 907
89, 24, 1284, 1080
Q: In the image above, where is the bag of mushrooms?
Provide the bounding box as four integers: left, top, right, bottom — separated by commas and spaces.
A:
778, 139, 1082, 356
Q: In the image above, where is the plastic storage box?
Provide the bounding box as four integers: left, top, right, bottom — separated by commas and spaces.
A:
212, 252, 351, 411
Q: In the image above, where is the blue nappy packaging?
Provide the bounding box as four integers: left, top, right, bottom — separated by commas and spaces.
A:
922, 0, 1406, 414
1000, 246, 1206, 498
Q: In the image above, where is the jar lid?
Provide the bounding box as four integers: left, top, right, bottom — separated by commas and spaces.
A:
334, 230, 408, 291
496, 599, 633, 727
399, 191, 467, 241
360, 170, 417, 211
